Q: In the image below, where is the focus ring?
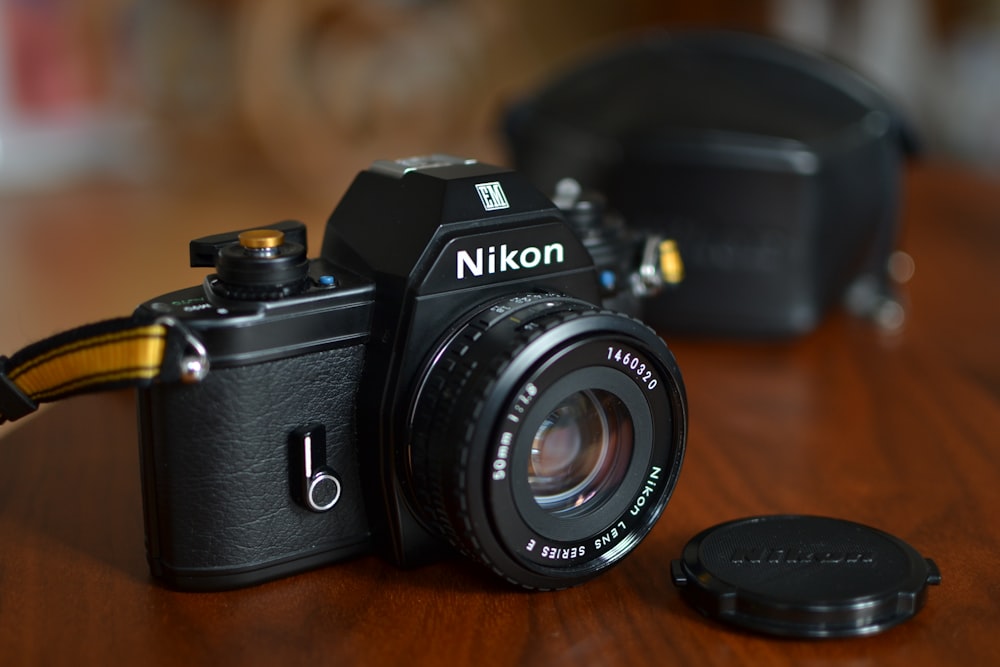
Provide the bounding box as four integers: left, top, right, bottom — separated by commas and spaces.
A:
410, 295, 581, 567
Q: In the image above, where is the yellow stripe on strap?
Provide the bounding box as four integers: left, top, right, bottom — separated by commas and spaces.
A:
10, 325, 168, 402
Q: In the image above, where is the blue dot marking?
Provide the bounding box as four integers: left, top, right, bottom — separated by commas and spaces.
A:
599, 270, 617, 291
318, 275, 337, 287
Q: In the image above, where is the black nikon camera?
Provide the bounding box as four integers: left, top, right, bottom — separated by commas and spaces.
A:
136, 156, 687, 591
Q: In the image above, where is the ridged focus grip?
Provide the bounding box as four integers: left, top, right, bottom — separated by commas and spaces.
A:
410, 295, 591, 543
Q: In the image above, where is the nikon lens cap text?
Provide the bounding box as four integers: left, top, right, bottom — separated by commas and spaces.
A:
671, 515, 941, 638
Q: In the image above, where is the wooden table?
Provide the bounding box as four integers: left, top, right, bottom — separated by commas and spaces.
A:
0, 162, 998, 665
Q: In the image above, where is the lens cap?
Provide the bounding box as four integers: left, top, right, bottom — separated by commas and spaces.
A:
671, 515, 941, 638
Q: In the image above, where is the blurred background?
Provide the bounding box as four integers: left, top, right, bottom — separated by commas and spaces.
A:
0, 0, 998, 198
0, 0, 997, 365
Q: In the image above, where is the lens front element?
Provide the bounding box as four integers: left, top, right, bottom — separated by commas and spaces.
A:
529, 389, 634, 516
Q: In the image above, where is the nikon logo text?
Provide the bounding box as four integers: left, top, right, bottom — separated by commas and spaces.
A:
456, 243, 565, 280
731, 548, 874, 565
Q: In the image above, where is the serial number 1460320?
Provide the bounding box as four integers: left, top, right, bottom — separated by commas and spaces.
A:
607, 346, 658, 390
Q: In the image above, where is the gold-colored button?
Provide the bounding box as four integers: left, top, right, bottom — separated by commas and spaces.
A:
658, 239, 684, 285
239, 229, 285, 249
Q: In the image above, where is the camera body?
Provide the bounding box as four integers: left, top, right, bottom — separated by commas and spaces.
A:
137, 156, 687, 591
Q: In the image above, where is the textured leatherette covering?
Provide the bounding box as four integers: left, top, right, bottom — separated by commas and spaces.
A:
137, 344, 371, 588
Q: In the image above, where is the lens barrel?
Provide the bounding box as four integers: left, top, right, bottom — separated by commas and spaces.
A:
408, 294, 686, 589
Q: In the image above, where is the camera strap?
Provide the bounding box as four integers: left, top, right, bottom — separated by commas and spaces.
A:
0, 316, 207, 424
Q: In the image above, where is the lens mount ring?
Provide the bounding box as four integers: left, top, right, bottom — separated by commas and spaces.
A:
408, 293, 686, 589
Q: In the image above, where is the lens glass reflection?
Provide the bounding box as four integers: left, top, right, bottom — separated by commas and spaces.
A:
528, 389, 633, 515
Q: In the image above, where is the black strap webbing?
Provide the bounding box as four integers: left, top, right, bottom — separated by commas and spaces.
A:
0, 316, 202, 424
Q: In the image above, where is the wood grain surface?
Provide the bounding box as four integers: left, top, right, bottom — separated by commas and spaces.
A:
0, 163, 998, 666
